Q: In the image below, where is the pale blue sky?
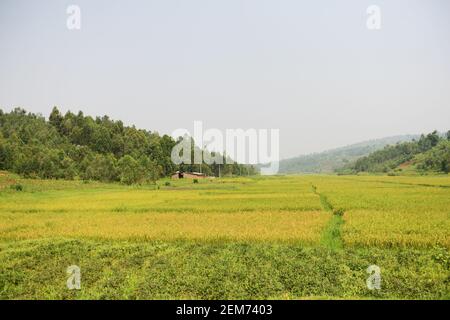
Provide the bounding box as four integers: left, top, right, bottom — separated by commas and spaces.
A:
1, 0, 449, 159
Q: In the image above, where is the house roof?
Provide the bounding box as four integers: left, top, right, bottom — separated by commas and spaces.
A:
173, 171, 206, 176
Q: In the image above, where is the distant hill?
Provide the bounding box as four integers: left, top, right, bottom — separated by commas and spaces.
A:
278, 135, 419, 174
341, 131, 450, 174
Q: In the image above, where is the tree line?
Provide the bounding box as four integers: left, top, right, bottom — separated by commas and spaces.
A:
0, 107, 258, 184
339, 131, 450, 174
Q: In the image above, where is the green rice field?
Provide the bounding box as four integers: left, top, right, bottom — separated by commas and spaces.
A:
0, 172, 449, 299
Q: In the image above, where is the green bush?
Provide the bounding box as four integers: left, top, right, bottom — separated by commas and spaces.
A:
117, 155, 142, 185
10, 184, 23, 191
193, 179, 198, 184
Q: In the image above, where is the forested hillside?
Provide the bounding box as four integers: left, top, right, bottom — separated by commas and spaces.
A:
278, 135, 418, 173
0, 107, 256, 183
340, 131, 450, 174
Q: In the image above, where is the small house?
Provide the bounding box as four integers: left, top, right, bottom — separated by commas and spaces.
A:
171, 171, 207, 179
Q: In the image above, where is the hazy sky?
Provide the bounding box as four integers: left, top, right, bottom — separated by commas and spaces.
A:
1, 0, 449, 159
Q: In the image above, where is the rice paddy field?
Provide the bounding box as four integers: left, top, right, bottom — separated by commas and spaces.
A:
0, 172, 449, 299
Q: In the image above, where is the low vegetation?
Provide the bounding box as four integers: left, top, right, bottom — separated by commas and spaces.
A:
1, 173, 448, 299
309, 176, 450, 248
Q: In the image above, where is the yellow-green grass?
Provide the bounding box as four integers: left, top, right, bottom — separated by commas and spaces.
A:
0, 210, 327, 243
309, 175, 450, 248
1, 174, 449, 248
1, 173, 449, 299
0, 175, 326, 243
1, 239, 448, 300
0, 188, 321, 214
342, 210, 449, 248
344, 174, 450, 187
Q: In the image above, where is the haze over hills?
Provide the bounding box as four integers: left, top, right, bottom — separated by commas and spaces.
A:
278, 135, 419, 174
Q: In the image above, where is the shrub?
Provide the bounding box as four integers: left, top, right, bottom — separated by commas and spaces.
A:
10, 184, 23, 191
117, 155, 142, 185
164, 181, 171, 186
193, 179, 198, 184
